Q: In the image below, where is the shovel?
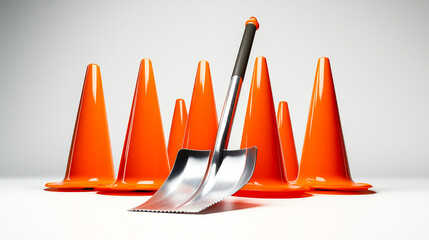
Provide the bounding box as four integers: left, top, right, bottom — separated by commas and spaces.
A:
131, 17, 259, 213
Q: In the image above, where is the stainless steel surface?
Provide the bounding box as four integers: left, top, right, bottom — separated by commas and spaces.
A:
172, 147, 256, 213
212, 75, 243, 155
130, 75, 257, 213
132, 149, 211, 212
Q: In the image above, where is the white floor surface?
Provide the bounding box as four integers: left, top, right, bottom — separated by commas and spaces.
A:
1, 177, 428, 240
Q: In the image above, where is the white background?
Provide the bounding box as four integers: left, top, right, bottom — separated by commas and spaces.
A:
1, 0, 428, 178
1, 1, 429, 239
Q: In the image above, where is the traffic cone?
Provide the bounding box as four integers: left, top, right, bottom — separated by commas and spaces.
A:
45, 64, 115, 189
104, 59, 170, 191
234, 57, 309, 197
167, 99, 188, 169
295, 57, 372, 190
182, 60, 218, 150
277, 101, 299, 181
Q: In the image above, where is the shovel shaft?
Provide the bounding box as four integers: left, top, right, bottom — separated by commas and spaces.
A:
213, 17, 259, 156
214, 75, 243, 151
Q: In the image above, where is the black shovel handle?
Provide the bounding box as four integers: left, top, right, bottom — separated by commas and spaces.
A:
231, 17, 259, 79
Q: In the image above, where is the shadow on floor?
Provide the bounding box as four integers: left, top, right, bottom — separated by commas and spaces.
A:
44, 187, 95, 192
96, 190, 155, 196
309, 189, 377, 195
233, 192, 313, 199
198, 198, 262, 215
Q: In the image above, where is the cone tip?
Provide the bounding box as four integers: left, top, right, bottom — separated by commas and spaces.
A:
198, 60, 209, 67
318, 57, 330, 63
246, 17, 259, 30
175, 98, 185, 104
316, 57, 332, 73
140, 58, 152, 64
279, 101, 288, 107
87, 63, 100, 70
175, 99, 187, 113
278, 101, 290, 113
255, 56, 267, 64
139, 59, 153, 73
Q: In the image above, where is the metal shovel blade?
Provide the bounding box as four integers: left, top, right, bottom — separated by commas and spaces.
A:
130, 147, 256, 213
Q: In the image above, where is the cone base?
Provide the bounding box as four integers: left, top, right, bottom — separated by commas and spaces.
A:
97, 181, 164, 191
294, 180, 372, 191
233, 182, 310, 198
45, 179, 114, 190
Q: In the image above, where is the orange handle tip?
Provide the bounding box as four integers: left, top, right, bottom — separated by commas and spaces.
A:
245, 17, 259, 30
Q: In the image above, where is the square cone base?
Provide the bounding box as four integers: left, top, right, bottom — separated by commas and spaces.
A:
95, 182, 163, 191
233, 182, 311, 198
292, 180, 372, 191
45, 179, 115, 190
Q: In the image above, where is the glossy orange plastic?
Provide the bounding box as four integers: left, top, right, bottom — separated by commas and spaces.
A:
182, 60, 218, 150
295, 57, 372, 190
45, 64, 115, 189
277, 101, 299, 181
234, 57, 309, 197
245, 16, 259, 30
167, 99, 188, 169
104, 59, 170, 191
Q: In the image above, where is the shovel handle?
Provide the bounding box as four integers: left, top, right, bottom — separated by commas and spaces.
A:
212, 17, 259, 153
231, 17, 259, 79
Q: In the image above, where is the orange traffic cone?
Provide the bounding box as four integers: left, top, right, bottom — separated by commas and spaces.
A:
167, 99, 188, 169
182, 60, 218, 150
234, 57, 309, 197
104, 59, 170, 191
295, 57, 372, 190
45, 64, 115, 189
277, 101, 299, 181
